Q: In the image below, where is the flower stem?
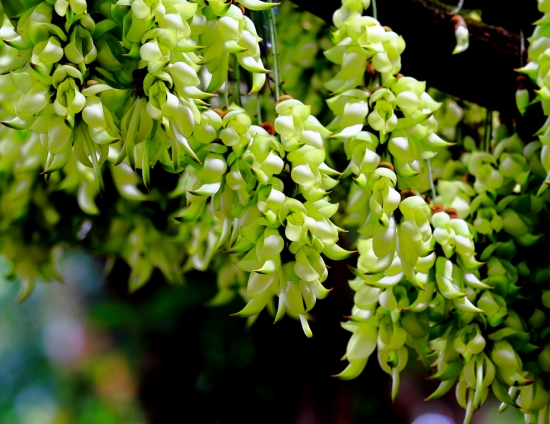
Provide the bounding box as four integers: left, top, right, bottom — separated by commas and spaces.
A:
427, 158, 436, 204
520, 30, 525, 67
224, 72, 229, 109
267, 1, 281, 100
449, 0, 464, 15
372, 0, 377, 19
256, 92, 262, 124
235, 60, 242, 106
484, 109, 492, 152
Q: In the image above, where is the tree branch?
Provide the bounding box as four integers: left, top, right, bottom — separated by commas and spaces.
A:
288, 0, 530, 115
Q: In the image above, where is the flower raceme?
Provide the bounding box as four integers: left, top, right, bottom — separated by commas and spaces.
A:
229, 99, 351, 337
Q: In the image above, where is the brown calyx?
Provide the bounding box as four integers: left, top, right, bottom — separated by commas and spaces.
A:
430, 204, 445, 214
366, 63, 377, 78
359, 86, 372, 96
400, 188, 417, 200
445, 208, 458, 219
516, 75, 527, 90
377, 162, 394, 172
261, 122, 275, 135
212, 108, 227, 118
276, 95, 293, 107
451, 15, 467, 29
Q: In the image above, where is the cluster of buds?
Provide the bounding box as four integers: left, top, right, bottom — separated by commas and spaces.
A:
319, 3, 550, 423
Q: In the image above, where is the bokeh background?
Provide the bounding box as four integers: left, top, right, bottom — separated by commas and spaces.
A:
0, 248, 526, 424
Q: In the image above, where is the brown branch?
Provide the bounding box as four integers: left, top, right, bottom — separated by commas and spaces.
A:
288, 0, 531, 115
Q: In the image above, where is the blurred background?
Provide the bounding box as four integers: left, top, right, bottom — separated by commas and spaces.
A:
0, 248, 527, 424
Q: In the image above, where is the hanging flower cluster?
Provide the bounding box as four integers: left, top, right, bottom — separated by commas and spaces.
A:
315, 0, 550, 423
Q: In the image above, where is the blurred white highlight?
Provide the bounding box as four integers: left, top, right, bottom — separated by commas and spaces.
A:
42, 316, 85, 364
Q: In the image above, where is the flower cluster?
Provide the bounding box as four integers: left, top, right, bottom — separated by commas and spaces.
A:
1, 1, 550, 423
